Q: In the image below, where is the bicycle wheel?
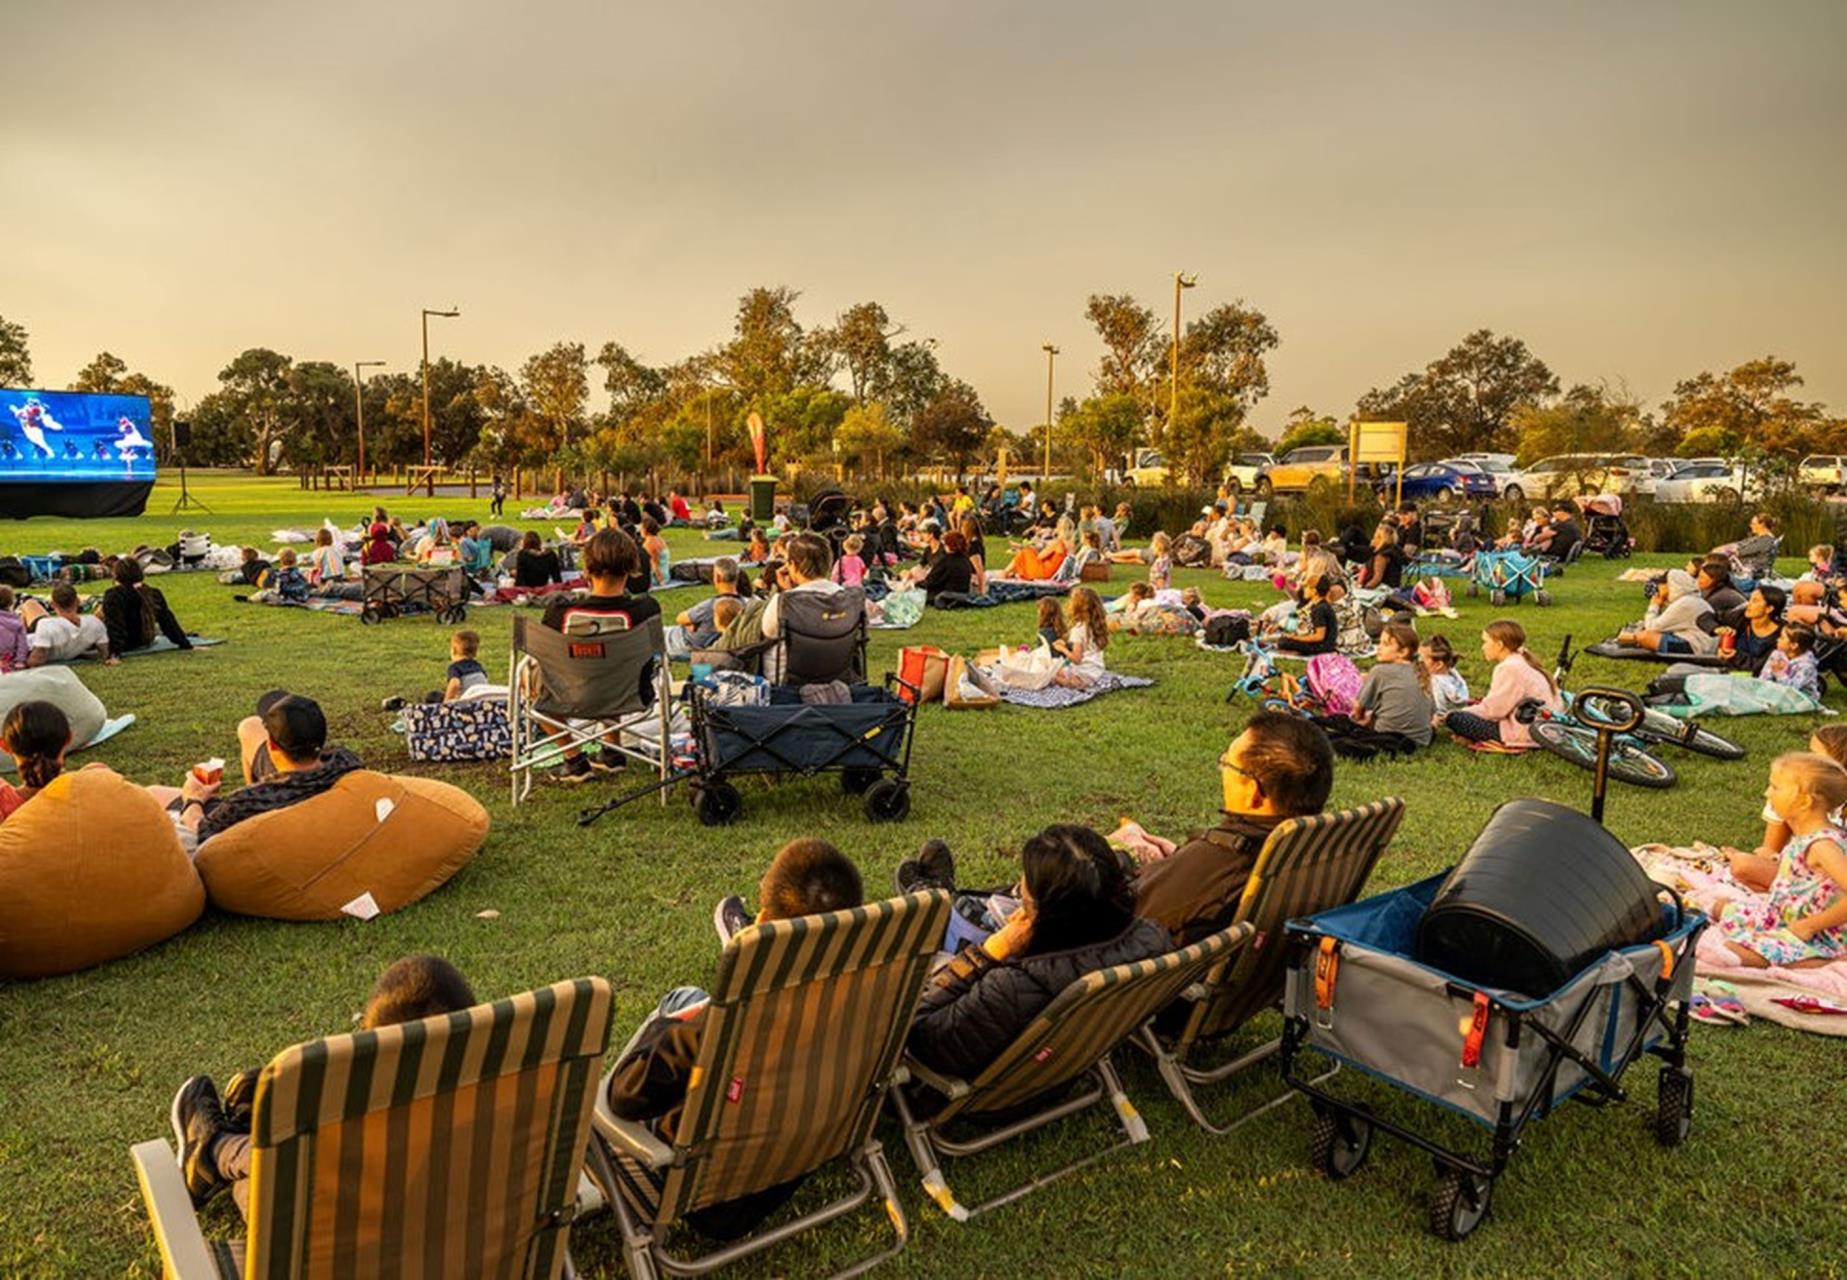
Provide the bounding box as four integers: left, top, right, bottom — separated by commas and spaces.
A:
1636, 713, 1747, 761
1530, 720, 1677, 789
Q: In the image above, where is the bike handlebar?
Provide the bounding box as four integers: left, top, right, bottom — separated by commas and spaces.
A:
1575, 685, 1646, 735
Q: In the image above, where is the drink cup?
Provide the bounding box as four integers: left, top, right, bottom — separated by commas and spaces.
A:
193, 757, 225, 786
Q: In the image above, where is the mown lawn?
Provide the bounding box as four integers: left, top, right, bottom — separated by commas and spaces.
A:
0, 473, 1840, 1277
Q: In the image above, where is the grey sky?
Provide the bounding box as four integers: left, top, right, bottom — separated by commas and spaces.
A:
4, 0, 1844, 434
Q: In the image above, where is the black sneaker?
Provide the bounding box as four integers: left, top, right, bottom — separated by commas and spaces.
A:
713, 895, 751, 946
587, 749, 627, 773
380, 696, 406, 712
917, 839, 956, 888
171, 1076, 230, 1209
221, 1069, 258, 1134
554, 754, 595, 784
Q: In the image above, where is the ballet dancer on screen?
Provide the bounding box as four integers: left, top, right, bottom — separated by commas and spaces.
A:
9, 398, 64, 458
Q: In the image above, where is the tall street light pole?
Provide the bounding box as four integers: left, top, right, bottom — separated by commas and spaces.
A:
420, 307, 461, 467
1171, 272, 1197, 439
1041, 343, 1059, 479
353, 360, 385, 486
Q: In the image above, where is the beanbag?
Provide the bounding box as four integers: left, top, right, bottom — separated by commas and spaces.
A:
0, 667, 106, 769
0, 768, 204, 979
194, 770, 488, 921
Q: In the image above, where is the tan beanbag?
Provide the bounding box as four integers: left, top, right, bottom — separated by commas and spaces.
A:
0, 768, 204, 979
193, 771, 488, 921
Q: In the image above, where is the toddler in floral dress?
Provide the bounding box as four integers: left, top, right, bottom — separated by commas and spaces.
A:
1712, 752, 1847, 968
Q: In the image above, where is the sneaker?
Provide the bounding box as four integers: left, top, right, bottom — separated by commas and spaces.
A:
917, 839, 956, 888
221, 1069, 258, 1134
170, 1076, 230, 1209
379, 696, 406, 711
554, 754, 595, 784
713, 895, 751, 946
586, 749, 627, 773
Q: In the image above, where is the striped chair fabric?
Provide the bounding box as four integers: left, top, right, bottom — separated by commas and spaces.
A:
238, 976, 614, 1279
1181, 799, 1404, 1045
930, 922, 1251, 1124
654, 889, 952, 1222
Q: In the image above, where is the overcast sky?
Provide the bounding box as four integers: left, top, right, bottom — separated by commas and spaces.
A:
5, 0, 1844, 434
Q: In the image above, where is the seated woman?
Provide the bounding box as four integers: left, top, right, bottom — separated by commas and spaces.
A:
958, 516, 989, 595
1444, 619, 1560, 747
1711, 511, 1781, 585
914, 531, 977, 605
1352, 524, 1407, 592
905, 824, 1169, 1087
1617, 569, 1718, 656
1, 700, 84, 822
101, 557, 193, 656
1715, 585, 1785, 673
742, 528, 772, 565
511, 530, 563, 589
1001, 517, 1072, 581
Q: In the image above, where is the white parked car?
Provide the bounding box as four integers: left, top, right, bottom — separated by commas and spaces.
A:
1224, 451, 1275, 495
1652, 461, 1756, 505
1800, 454, 1847, 494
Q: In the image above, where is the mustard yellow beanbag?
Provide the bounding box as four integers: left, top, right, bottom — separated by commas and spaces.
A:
193, 771, 488, 921
0, 768, 205, 979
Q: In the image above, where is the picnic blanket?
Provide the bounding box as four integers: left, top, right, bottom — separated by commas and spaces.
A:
52, 635, 222, 661
975, 668, 1154, 709
1655, 673, 1828, 718
984, 579, 1075, 603
0, 713, 136, 774
1583, 640, 1731, 667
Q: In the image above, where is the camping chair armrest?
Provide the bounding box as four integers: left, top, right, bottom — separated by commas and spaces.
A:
1178, 981, 1212, 1004
591, 1111, 677, 1171
131, 1139, 219, 1280
896, 1055, 972, 1101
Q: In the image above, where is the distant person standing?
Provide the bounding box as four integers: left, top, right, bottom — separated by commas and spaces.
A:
490, 474, 507, 517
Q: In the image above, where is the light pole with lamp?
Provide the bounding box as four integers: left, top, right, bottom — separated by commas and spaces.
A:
1041, 343, 1059, 480
1170, 272, 1196, 440
353, 360, 384, 488
420, 307, 461, 469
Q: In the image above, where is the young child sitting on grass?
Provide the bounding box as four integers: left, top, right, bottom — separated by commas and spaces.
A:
833, 533, 868, 587
1759, 624, 1821, 701
170, 955, 479, 1214
1148, 531, 1173, 589
1053, 587, 1109, 687
1418, 633, 1471, 718
257, 548, 308, 602
1708, 752, 1847, 968
440, 628, 487, 702
1341, 622, 1434, 752
1035, 596, 1066, 649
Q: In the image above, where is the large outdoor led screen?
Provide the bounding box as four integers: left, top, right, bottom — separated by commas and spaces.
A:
1, 388, 157, 483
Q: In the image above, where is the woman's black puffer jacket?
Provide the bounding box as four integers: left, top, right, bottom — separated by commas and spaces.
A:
907, 916, 1170, 1082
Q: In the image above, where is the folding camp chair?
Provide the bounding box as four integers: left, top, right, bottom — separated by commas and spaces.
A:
583, 889, 951, 1280
1138, 799, 1405, 1133
890, 922, 1253, 1222
131, 976, 614, 1279
509, 611, 672, 805
694, 587, 868, 686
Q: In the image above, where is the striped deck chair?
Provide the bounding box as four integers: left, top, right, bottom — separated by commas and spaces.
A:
890, 921, 1253, 1222
131, 977, 614, 1279
582, 889, 951, 1280
1139, 799, 1404, 1133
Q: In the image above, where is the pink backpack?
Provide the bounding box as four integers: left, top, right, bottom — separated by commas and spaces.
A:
1305, 653, 1364, 716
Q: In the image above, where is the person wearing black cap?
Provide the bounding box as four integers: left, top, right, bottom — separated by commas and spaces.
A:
174, 691, 362, 842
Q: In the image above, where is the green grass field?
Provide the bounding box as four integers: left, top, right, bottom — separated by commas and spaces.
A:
1, 473, 1840, 1277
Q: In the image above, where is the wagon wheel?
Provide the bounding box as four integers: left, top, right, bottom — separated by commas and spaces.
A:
1307, 1105, 1373, 1181
1655, 1066, 1693, 1148
360, 605, 383, 626
443, 604, 468, 624
1534, 589, 1553, 607
840, 767, 881, 795
693, 781, 743, 827
863, 778, 911, 823
1429, 1167, 1492, 1241
1489, 589, 1506, 607
1466, 581, 1480, 598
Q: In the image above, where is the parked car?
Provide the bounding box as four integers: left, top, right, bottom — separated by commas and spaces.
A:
1258, 444, 1348, 495
1652, 461, 1758, 505
1124, 447, 1170, 487
1446, 456, 1528, 501
1800, 454, 1847, 494
1517, 453, 1649, 501
1388, 461, 1499, 503
1224, 451, 1275, 495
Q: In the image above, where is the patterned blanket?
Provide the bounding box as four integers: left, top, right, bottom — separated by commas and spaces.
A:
978, 669, 1154, 709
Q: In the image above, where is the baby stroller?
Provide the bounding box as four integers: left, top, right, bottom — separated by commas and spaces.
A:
1578, 494, 1633, 559
1466, 548, 1551, 607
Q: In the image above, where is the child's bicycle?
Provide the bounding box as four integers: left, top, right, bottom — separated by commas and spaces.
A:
1227, 635, 1296, 713
1227, 636, 1359, 718
1554, 635, 1745, 761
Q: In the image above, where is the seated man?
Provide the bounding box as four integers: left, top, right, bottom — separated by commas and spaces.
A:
668, 556, 744, 654
19, 583, 114, 666
1123, 712, 1336, 945
604, 838, 863, 1240
1542, 504, 1582, 562
760, 532, 854, 681
539, 527, 662, 784
170, 956, 477, 1214
170, 692, 363, 843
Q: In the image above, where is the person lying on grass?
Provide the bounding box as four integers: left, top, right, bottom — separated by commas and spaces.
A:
18, 582, 113, 666
1617, 569, 1717, 655
606, 838, 864, 1240
170, 955, 478, 1216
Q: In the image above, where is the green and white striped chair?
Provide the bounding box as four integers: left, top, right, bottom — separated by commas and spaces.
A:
584, 889, 951, 1280
890, 921, 1253, 1222
132, 976, 614, 1279
1140, 799, 1405, 1133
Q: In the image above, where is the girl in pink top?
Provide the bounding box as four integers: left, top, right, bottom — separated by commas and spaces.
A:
833, 534, 868, 587
1442, 618, 1559, 748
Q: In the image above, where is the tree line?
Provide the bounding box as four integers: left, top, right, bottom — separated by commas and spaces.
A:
0, 299, 1838, 483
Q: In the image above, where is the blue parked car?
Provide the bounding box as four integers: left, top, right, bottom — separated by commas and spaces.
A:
1383, 461, 1499, 503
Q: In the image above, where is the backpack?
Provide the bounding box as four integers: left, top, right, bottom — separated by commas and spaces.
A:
1304, 653, 1364, 716
1172, 534, 1213, 568
1203, 613, 1251, 647
0, 557, 28, 588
